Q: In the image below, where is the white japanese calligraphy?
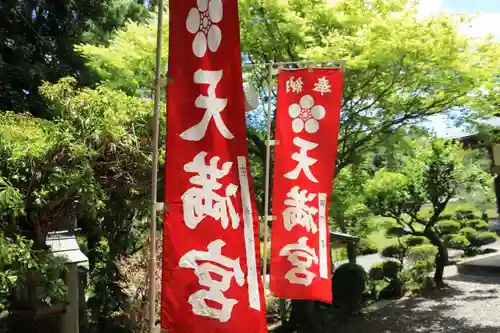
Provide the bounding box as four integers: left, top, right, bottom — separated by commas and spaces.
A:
179, 239, 244, 323
286, 76, 303, 94
284, 137, 319, 183
279, 237, 318, 286
182, 152, 240, 229
313, 76, 331, 95
180, 70, 234, 141
283, 186, 318, 234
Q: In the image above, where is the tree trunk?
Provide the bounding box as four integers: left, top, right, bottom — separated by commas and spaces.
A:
425, 231, 448, 287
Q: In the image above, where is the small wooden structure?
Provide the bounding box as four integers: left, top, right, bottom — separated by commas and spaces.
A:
457, 132, 500, 216
330, 230, 360, 265
330, 231, 359, 249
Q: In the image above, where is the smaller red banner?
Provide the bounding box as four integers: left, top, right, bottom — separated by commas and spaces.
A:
270, 68, 343, 303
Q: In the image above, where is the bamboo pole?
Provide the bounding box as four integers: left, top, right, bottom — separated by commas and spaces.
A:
261, 62, 274, 296
148, 1, 164, 332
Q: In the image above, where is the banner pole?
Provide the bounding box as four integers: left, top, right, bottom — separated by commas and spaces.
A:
262, 61, 274, 299
149, 1, 164, 332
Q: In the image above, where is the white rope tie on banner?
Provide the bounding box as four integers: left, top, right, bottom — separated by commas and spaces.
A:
266, 140, 279, 146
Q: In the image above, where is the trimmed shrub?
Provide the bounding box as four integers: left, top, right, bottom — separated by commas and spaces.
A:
470, 232, 497, 247
409, 260, 435, 286
402, 235, 429, 247
441, 233, 454, 245
455, 210, 476, 221
381, 244, 405, 262
474, 221, 490, 232
447, 235, 470, 250
463, 219, 481, 228
358, 239, 378, 255
382, 260, 402, 280
379, 279, 404, 299
407, 244, 438, 263
332, 263, 367, 315
435, 220, 461, 235
459, 227, 478, 238
369, 262, 385, 281
463, 219, 489, 231
386, 225, 405, 238
438, 214, 453, 221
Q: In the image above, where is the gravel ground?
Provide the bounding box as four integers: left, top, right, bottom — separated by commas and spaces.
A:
336, 274, 500, 333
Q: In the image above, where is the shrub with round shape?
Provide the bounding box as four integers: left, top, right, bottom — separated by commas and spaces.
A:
402, 235, 429, 247
382, 260, 402, 280
463, 219, 489, 231
381, 244, 405, 261
447, 235, 470, 250
471, 232, 497, 247
435, 220, 461, 235
332, 263, 366, 315
407, 244, 438, 263
460, 227, 478, 238
369, 262, 384, 281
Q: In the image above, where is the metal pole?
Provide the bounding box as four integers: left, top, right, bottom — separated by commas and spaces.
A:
261, 61, 274, 295
149, 1, 164, 332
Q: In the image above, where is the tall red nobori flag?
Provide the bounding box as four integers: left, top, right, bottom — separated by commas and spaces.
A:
161, 1, 267, 332
270, 68, 343, 303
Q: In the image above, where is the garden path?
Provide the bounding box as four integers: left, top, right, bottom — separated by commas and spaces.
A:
335, 273, 500, 333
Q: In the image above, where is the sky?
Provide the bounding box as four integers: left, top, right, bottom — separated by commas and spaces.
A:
418, 0, 500, 137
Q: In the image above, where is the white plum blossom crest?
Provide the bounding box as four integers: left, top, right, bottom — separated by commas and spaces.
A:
186, 0, 223, 58
288, 95, 326, 134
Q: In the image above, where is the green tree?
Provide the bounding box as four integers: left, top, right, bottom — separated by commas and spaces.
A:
364, 139, 493, 285
239, 0, 500, 216
76, 14, 169, 97
0, 71, 161, 329
0, 0, 154, 117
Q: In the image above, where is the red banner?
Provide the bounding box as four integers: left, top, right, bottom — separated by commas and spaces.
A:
270, 68, 343, 303
161, 1, 267, 332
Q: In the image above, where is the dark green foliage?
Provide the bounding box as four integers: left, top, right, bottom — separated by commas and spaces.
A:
382, 260, 402, 280
369, 262, 385, 281
402, 235, 429, 247
435, 220, 461, 235
0, 0, 103, 116
470, 232, 497, 247
369, 261, 404, 300
381, 244, 405, 262
455, 210, 476, 221
357, 239, 378, 255
332, 263, 366, 315
379, 279, 404, 300
0, 0, 153, 118
386, 225, 405, 238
